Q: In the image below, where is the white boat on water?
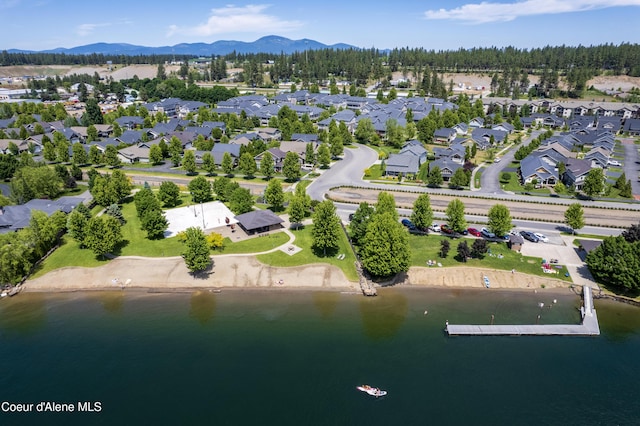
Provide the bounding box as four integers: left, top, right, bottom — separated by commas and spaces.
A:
357, 385, 387, 397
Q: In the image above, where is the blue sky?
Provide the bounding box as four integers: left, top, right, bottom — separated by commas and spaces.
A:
2, 0, 640, 51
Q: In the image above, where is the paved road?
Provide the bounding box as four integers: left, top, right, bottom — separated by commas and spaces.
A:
306, 144, 378, 201
621, 140, 640, 198
478, 130, 543, 194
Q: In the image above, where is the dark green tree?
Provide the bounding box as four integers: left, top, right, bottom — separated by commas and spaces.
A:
487, 204, 512, 237
221, 152, 234, 176
457, 240, 471, 262
564, 203, 585, 234
238, 152, 257, 177
202, 152, 216, 175
149, 144, 163, 165
229, 187, 254, 214
446, 198, 467, 233
586, 236, 640, 292
158, 181, 180, 207
84, 215, 122, 259
84, 98, 104, 125
427, 166, 443, 187
181, 227, 211, 274
282, 151, 301, 181
349, 202, 374, 245
188, 176, 212, 203
582, 168, 604, 198
360, 211, 410, 277
259, 151, 274, 179
182, 150, 197, 175
264, 178, 284, 211
311, 200, 342, 256
471, 239, 489, 259
440, 239, 450, 258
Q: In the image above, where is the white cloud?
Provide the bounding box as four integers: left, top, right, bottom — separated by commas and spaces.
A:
76, 23, 111, 37
167, 4, 303, 38
424, 0, 640, 23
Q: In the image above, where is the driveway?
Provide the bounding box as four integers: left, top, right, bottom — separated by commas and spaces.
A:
620, 139, 640, 198
520, 235, 599, 290
478, 130, 542, 194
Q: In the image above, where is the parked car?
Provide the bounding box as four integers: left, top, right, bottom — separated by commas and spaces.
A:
430, 223, 441, 232
494, 157, 501, 163
534, 233, 549, 243
467, 227, 482, 237
441, 224, 454, 234
608, 160, 621, 166
481, 227, 496, 239
401, 218, 416, 230
520, 230, 539, 242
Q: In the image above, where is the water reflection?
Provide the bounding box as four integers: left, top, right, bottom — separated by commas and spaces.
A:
313, 292, 340, 319
189, 291, 217, 325
359, 288, 408, 340
596, 298, 640, 341
0, 294, 47, 336
100, 291, 125, 314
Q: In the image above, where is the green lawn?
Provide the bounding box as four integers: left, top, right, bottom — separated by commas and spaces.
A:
474, 169, 483, 188
408, 234, 571, 281
257, 226, 358, 281
218, 232, 290, 254
501, 171, 551, 194
363, 164, 383, 180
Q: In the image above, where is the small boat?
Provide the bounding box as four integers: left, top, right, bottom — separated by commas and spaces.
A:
483, 276, 490, 288
357, 385, 387, 397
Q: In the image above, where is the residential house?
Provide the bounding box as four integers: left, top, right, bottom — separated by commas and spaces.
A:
468, 117, 485, 129
623, 118, 640, 136
0, 196, 85, 234
291, 133, 319, 143
433, 144, 465, 164
255, 147, 287, 172
492, 122, 514, 133
0, 139, 29, 154
115, 116, 144, 129
429, 158, 463, 181
584, 147, 611, 169
211, 143, 241, 166
562, 158, 593, 190
279, 141, 318, 162
519, 155, 558, 185
433, 128, 457, 145
453, 122, 469, 135
117, 145, 150, 164
384, 153, 420, 177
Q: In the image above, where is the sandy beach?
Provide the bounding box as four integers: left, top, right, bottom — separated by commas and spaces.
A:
23, 255, 570, 293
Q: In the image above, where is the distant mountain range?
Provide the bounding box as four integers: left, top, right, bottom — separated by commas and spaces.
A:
6, 36, 359, 56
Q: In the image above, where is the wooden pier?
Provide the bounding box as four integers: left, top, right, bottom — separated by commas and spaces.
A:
446, 286, 600, 336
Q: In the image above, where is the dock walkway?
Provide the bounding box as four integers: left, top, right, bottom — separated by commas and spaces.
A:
446, 286, 600, 336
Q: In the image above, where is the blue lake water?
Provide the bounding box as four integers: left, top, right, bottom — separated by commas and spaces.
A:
0, 287, 639, 426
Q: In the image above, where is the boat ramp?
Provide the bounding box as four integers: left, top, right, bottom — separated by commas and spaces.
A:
446, 286, 600, 336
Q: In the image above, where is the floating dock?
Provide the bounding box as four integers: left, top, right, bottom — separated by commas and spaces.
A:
446, 286, 600, 336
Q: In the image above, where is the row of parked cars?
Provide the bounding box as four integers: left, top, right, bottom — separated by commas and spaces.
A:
400, 219, 550, 243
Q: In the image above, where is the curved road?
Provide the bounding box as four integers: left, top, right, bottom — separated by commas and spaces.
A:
478, 130, 542, 194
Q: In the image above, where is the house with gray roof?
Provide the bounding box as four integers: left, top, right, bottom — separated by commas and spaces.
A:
433, 144, 465, 164
584, 147, 611, 169
116, 130, 143, 145
211, 143, 241, 166
471, 128, 508, 146
429, 158, 463, 181
562, 158, 593, 190
234, 209, 284, 235
520, 155, 558, 185
0, 139, 29, 154
385, 153, 420, 177
118, 145, 150, 164
0, 196, 86, 234
115, 116, 144, 129
433, 128, 457, 145
623, 118, 640, 136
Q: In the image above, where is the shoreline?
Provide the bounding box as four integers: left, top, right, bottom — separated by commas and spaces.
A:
22, 255, 573, 294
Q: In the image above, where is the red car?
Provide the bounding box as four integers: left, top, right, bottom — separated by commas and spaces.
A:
467, 227, 482, 237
